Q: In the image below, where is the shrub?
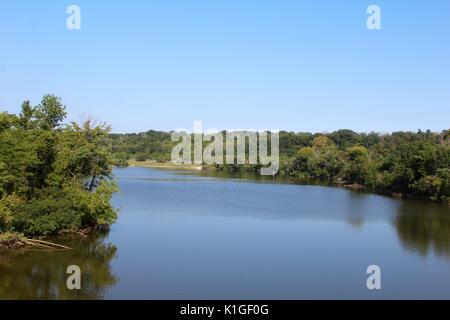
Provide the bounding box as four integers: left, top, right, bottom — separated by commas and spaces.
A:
11, 188, 81, 236
135, 153, 148, 162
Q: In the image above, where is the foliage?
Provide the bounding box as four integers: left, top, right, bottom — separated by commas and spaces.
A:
0, 95, 118, 236
109, 127, 450, 204
135, 152, 149, 162
283, 132, 450, 204
107, 125, 450, 204
109, 130, 175, 163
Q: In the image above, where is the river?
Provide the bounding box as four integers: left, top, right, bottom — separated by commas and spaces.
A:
2, 166, 450, 299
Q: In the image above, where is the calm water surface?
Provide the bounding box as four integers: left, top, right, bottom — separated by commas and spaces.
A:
2, 167, 450, 299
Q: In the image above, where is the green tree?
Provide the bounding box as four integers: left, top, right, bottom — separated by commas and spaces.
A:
0, 95, 118, 236
34, 95, 67, 130
343, 146, 370, 184
18, 100, 35, 130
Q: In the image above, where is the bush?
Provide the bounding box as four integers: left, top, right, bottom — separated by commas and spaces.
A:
63, 179, 118, 228
135, 153, 148, 162
11, 188, 81, 236
0, 194, 23, 232
111, 158, 128, 167
8, 181, 118, 236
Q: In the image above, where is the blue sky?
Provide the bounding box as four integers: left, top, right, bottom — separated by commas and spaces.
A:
0, 0, 449, 133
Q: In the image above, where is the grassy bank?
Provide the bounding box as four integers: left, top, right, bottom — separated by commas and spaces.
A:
128, 159, 204, 171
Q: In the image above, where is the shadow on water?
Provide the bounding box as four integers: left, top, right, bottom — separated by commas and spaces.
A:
394, 200, 450, 258
0, 233, 118, 299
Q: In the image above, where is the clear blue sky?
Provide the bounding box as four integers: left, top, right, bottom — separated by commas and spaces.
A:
0, 0, 449, 133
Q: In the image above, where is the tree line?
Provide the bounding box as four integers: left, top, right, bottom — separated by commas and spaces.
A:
110, 129, 450, 205
283, 130, 450, 204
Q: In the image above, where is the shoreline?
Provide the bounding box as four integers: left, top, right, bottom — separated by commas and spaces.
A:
0, 227, 103, 250
0, 233, 26, 249
127, 160, 204, 171
127, 162, 450, 207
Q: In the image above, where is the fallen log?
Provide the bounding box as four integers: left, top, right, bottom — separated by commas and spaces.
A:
1, 233, 73, 250
26, 239, 72, 250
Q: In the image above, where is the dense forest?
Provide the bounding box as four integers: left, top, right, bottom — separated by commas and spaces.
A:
109, 131, 174, 166
0, 95, 117, 237
110, 129, 450, 205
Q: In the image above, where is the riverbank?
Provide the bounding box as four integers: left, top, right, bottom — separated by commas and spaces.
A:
0, 233, 26, 249
128, 159, 204, 171
129, 162, 450, 206
0, 232, 80, 250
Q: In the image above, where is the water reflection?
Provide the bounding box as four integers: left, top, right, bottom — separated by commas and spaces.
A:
198, 170, 450, 259
0, 233, 117, 299
395, 200, 450, 258
188, 168, 450, 258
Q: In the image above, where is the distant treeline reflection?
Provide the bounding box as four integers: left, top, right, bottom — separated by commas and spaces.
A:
395, 201, 450, 258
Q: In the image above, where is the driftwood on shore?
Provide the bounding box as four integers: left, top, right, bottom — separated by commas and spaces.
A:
0, 233, 72, 251
24, 239, 72, 250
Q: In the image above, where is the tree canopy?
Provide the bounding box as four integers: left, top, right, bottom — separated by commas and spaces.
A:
0, 95, 117, 236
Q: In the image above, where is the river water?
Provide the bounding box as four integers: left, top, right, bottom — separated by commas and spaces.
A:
2, 166, 450, 299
